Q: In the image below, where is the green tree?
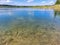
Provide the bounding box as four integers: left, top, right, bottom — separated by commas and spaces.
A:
56, 0, 60, 4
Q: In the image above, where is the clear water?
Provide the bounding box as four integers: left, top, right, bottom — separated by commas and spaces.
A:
0, 8, 60, 31
0, 8, 60, 45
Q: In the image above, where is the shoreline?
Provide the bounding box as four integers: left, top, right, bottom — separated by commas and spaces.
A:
0, 5, 60, 11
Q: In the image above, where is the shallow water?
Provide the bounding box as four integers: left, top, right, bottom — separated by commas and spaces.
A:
0, 8, 60, 45
0, 8, 60, 31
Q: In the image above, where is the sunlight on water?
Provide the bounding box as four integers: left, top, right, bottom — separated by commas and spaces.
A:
0, 8, 60, 45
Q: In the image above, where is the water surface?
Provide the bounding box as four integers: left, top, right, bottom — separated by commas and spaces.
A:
0, 8, 60, 31
0, 8, 60, 45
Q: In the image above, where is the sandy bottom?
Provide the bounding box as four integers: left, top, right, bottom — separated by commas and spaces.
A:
0, 27, 60, 45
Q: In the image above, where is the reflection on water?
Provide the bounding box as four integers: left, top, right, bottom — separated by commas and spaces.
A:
0, 8, 60, 45
0, 8, 60, 31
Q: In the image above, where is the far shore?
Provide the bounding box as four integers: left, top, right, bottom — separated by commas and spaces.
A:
0, 4, 60, 11
37, 5, 60, 11
27, 5, 60, 11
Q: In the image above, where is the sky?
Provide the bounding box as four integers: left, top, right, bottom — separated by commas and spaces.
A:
0, 0, 57, 6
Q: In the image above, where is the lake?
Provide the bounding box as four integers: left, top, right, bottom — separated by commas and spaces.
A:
0, 8, 60, 45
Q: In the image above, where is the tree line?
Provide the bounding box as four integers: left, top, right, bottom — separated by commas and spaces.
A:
56, 0, 60, 4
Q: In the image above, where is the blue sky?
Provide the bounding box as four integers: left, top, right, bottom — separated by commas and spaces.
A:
0, 0, 57, 6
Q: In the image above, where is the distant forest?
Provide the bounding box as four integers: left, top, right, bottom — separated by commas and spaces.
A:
56, 0, 60, 4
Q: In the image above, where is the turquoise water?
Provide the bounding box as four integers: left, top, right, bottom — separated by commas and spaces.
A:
0, 8, 60, 31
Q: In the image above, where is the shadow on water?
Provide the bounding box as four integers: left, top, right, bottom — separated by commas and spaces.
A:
0, 8, 60, 45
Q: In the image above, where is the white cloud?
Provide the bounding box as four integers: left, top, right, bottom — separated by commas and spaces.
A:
27, 0, 34, 3
6, 0, 10, 2
0, 0, 11, 2
0, 0, 12, 4
41, 1, 46, 3
0, 0, 56, 6
49, 1, 54, 4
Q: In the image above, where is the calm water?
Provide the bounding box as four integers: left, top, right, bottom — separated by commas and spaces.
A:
0, 8, 60, 31
0, 8, 60, 45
